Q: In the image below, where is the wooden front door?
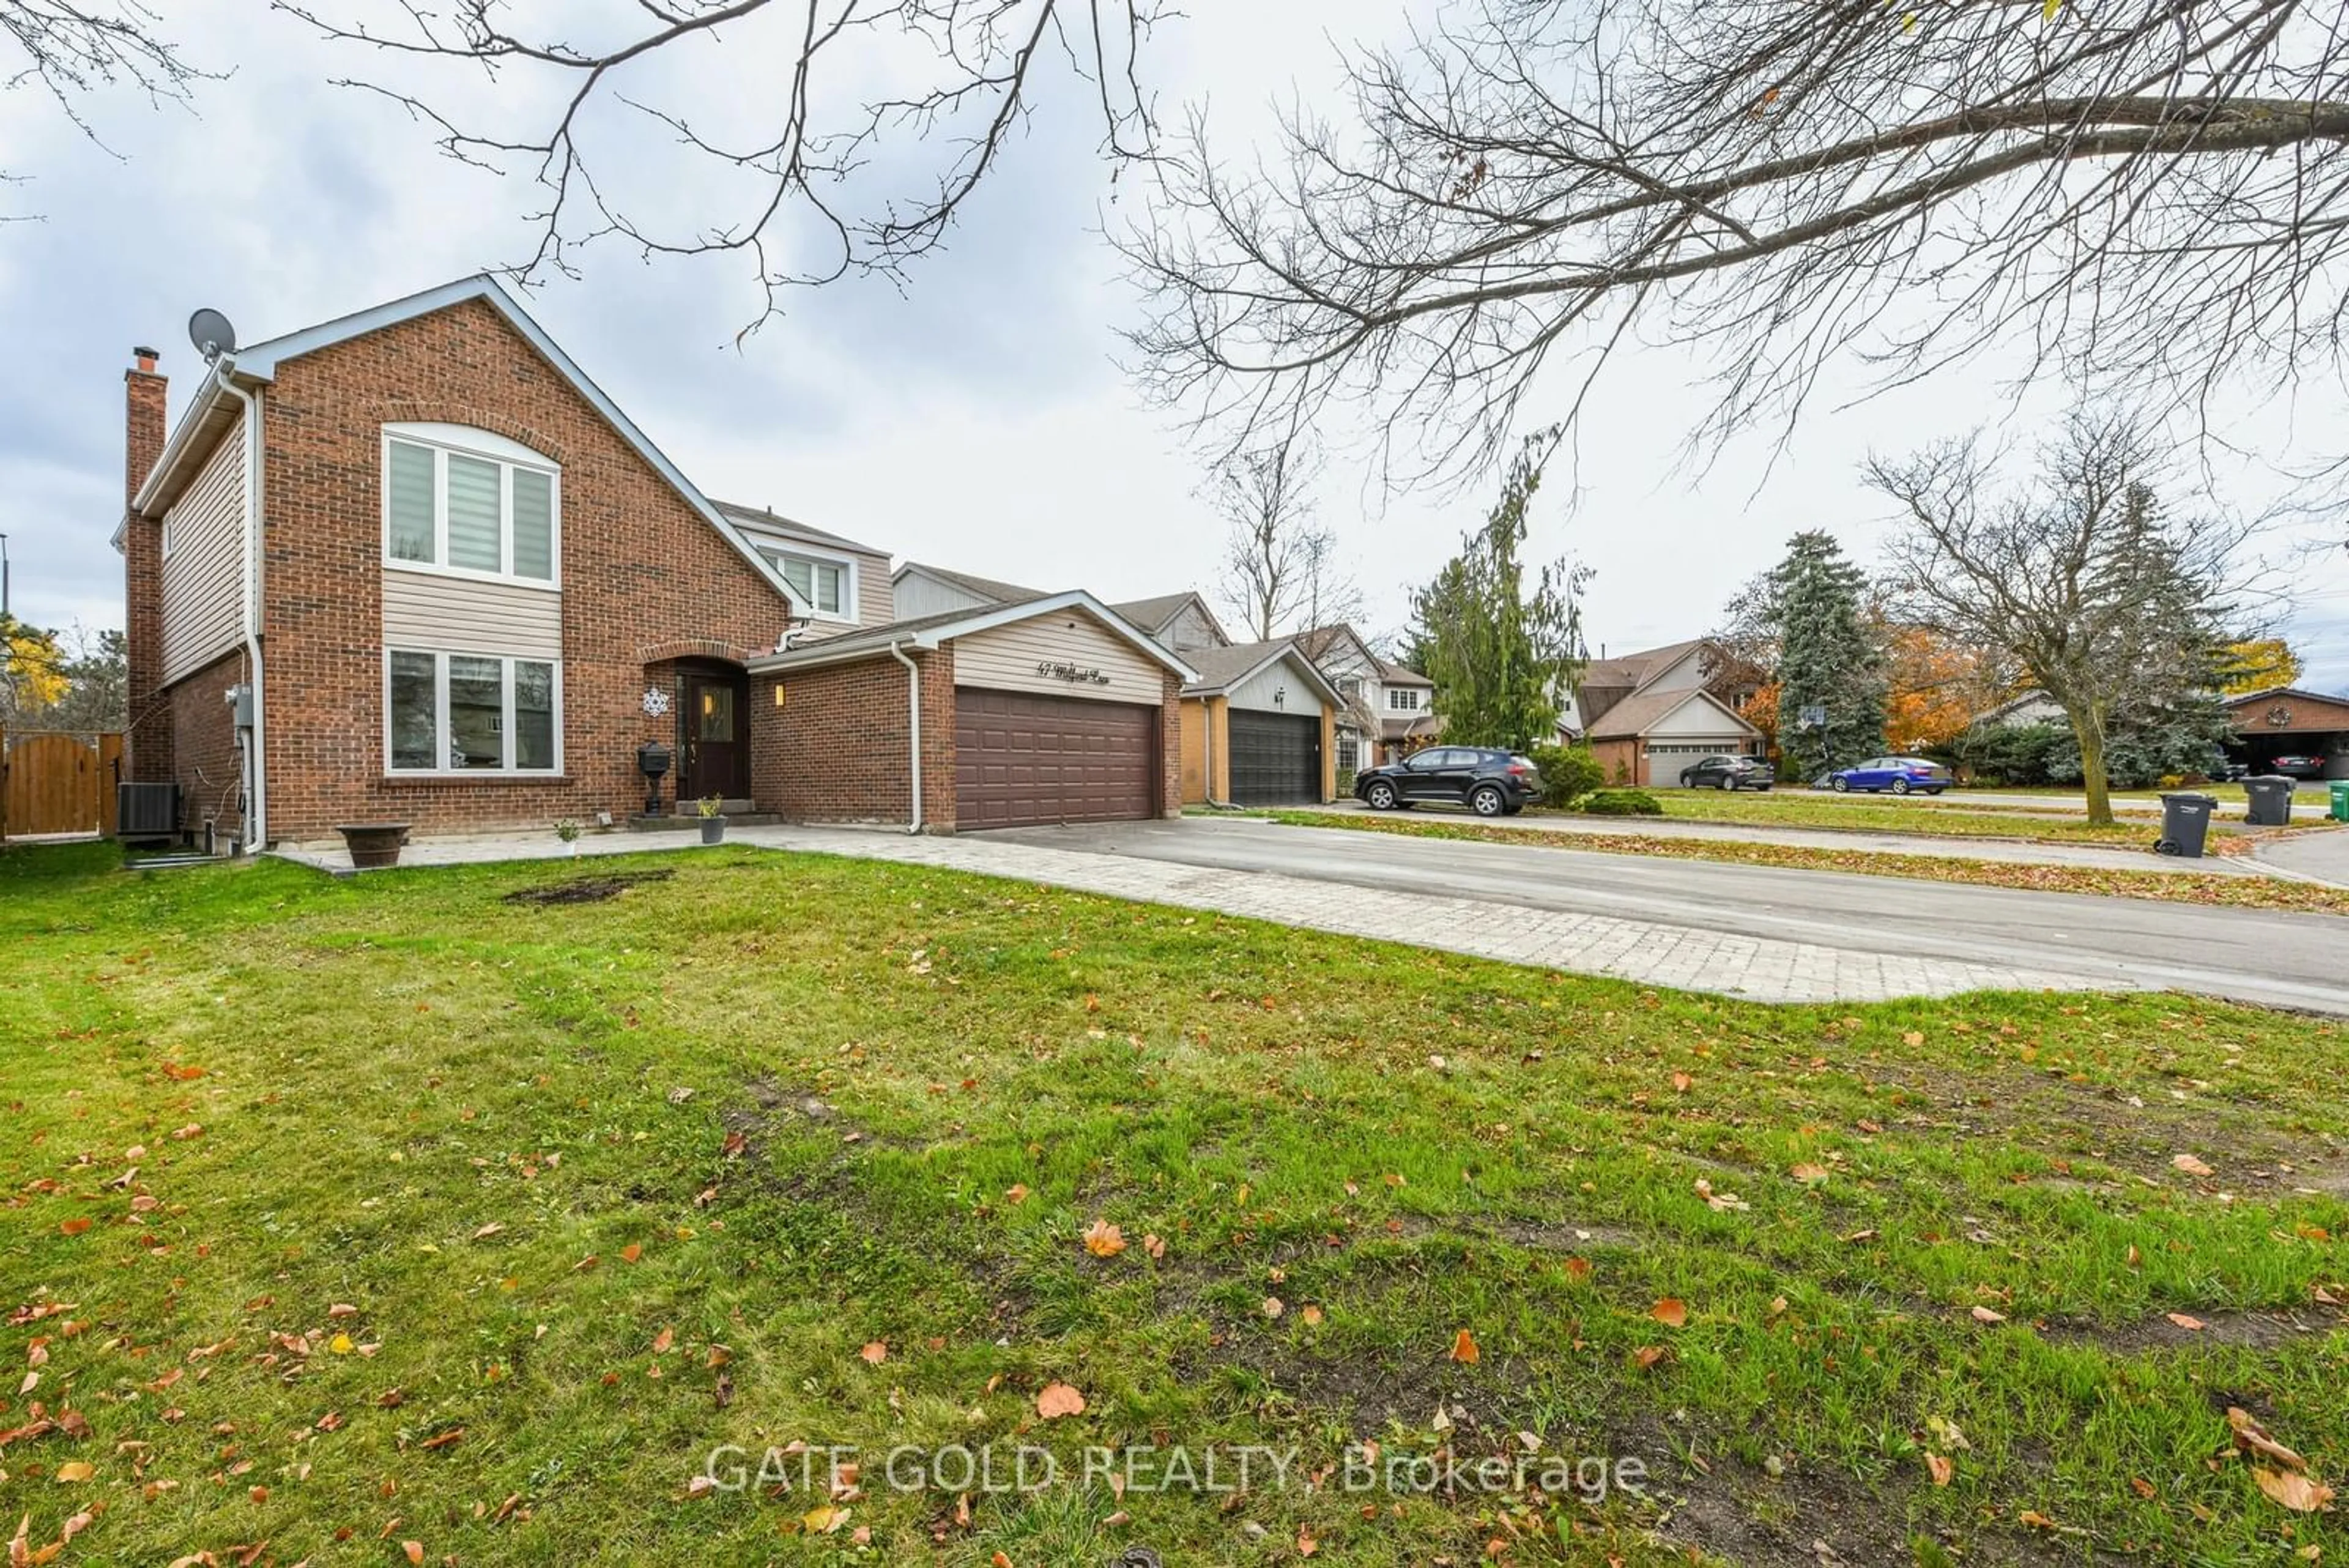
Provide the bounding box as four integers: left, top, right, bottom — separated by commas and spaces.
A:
678, 669, 749, 803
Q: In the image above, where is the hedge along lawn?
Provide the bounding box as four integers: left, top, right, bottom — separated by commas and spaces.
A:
1272, 810, 2349, 918
0, 841, 2343, 1567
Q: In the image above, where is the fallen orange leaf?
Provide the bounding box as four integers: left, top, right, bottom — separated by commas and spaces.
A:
1081, 1219, 1127, 1258
1034, 1381, 1086, 1419
2254, 1467, 2334, 1512
1650, 1298, 1688, 1329
859, 1341, 888, 1365
1448, 1328, 1480, 1364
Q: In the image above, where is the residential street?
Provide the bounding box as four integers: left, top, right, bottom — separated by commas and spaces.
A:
981, 816, 2349, 1014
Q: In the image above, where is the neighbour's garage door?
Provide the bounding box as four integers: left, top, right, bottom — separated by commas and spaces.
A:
1229, 710, 1321, 805
1643, 742, 1745, 787
956, 688, 1157, 829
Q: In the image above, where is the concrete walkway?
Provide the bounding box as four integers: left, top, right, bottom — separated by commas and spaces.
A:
274, 822, 2110, 1005
1286, 801, 2256, 876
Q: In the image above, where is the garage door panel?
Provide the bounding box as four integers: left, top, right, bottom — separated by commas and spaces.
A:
955, 686, 1156, 828
1228, 710, 1321, 805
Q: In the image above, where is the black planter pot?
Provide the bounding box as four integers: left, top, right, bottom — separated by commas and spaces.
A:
700, 817, 726, 845
335, 822, 410, 871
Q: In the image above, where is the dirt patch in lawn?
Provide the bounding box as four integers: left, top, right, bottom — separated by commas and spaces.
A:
2045, 1304, 2347, 1354
502, 868, 677, 905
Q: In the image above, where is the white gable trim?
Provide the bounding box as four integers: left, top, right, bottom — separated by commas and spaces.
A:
1641, 688, 1762, 738
1185, 645, 1344, 707
136, 275, 809, 619
749, 590, 1200, 682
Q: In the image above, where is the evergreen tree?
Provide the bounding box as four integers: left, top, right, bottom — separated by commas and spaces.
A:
1408, 430, 1587, 751
1762, 532, 1885, 778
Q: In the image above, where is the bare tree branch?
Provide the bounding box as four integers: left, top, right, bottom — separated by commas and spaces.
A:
1120, 0, 2349, 486
275, 0, 1165, 332
1, 0, 215, 210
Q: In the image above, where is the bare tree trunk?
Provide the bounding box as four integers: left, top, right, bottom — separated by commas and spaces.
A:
2074, 714, 2113, 827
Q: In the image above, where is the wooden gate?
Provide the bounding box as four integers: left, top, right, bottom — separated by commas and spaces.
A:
1, 729, 123, 839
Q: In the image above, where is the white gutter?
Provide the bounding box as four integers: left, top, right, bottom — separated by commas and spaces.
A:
213, 356, 268, 852
886, 640, 922, 834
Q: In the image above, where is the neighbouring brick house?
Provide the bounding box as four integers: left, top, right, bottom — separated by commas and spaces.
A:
1563, 638, 1766, 787
2221, 686, 2349, 779
116, 277, 1197, 845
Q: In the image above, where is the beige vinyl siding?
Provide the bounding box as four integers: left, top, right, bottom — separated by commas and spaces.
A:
159, 415, 248, 685
1162, 600, 1224, 652
891, 571, 995, 621
1228, 654, 1319, 714
382, 567, 563, 659
851, 551, 892, 628
950, 614, 1165, 705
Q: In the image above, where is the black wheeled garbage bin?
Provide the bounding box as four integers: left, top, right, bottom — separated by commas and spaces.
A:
2243, 775, 2296, 828
2155, 792, 2217, 858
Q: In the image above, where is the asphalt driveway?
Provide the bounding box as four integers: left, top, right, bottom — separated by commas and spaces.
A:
985, 816, 2349, 1014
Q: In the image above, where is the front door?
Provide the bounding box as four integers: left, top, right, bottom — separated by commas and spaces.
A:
678, 669, 749, 803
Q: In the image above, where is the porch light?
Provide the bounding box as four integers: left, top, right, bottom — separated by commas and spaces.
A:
1274, 684, 1287, 708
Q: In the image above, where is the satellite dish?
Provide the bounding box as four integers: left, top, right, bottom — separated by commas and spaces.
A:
188, 308, 238, 362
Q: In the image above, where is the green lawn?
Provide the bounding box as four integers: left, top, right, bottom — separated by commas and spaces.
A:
1633, 789, 2287, 851
2, 841, 2345, 1566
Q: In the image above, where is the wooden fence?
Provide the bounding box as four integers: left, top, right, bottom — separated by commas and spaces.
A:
0, 728, 124, 840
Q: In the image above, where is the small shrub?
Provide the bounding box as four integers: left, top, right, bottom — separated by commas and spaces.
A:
1526, 743, 1606, 809
1583, 788, 1664, 817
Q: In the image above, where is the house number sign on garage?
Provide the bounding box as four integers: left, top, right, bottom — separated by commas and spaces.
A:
1036, 660, 1113, 686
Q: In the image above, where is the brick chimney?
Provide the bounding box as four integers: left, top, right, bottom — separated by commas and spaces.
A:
123, 346, 172, 782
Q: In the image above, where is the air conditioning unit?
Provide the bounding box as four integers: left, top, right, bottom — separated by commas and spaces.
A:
117, 782, 180, 844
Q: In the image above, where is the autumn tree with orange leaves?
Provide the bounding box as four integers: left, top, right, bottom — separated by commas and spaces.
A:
1879, 624, 1998, 753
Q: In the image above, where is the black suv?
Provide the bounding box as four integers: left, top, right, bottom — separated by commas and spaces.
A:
1354, 747, 1543, 816
1679, 754, 1775, 791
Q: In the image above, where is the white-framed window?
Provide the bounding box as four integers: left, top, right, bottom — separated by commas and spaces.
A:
385, 649, 562, 775
1388, 687, 1423, 712
382, 424, 560, 588
758, 546, 854, 619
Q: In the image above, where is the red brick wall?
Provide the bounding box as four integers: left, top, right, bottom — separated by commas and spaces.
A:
122, 360, 171, 783
749, 652, 1178, 830
749, 652, 953, 828
253, 297, 793, 841
167, 646, 249, 845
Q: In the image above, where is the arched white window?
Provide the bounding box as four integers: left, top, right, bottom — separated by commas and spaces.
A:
382, 423, 560, 587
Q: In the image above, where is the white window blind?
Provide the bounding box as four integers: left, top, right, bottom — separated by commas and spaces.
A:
445, 454, 503, 573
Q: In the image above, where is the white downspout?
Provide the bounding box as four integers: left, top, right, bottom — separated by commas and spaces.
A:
886, 641, 921, 834
215, 360, 267, 852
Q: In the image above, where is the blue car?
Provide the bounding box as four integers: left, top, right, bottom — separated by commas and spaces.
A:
1827, 755, 1952, 795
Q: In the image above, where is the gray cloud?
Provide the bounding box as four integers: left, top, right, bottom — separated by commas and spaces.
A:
2, 0, 2344, 693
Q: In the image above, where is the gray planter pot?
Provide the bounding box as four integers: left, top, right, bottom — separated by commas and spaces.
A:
700, 817, 726, 845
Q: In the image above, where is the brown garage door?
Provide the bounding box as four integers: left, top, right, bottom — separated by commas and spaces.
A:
956, 688, 1157, 830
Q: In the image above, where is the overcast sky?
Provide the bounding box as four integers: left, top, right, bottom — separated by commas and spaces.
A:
5, 0, 2347, 683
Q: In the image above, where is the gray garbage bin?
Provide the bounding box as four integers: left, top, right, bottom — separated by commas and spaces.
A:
2156, 792, 2217, 858
2243, 775, 2296, 827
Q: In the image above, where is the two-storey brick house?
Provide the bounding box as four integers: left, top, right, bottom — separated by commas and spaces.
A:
117, 277, 1195, 845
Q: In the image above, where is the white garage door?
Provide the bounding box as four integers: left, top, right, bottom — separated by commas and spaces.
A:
1644, 742, 1751, 787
